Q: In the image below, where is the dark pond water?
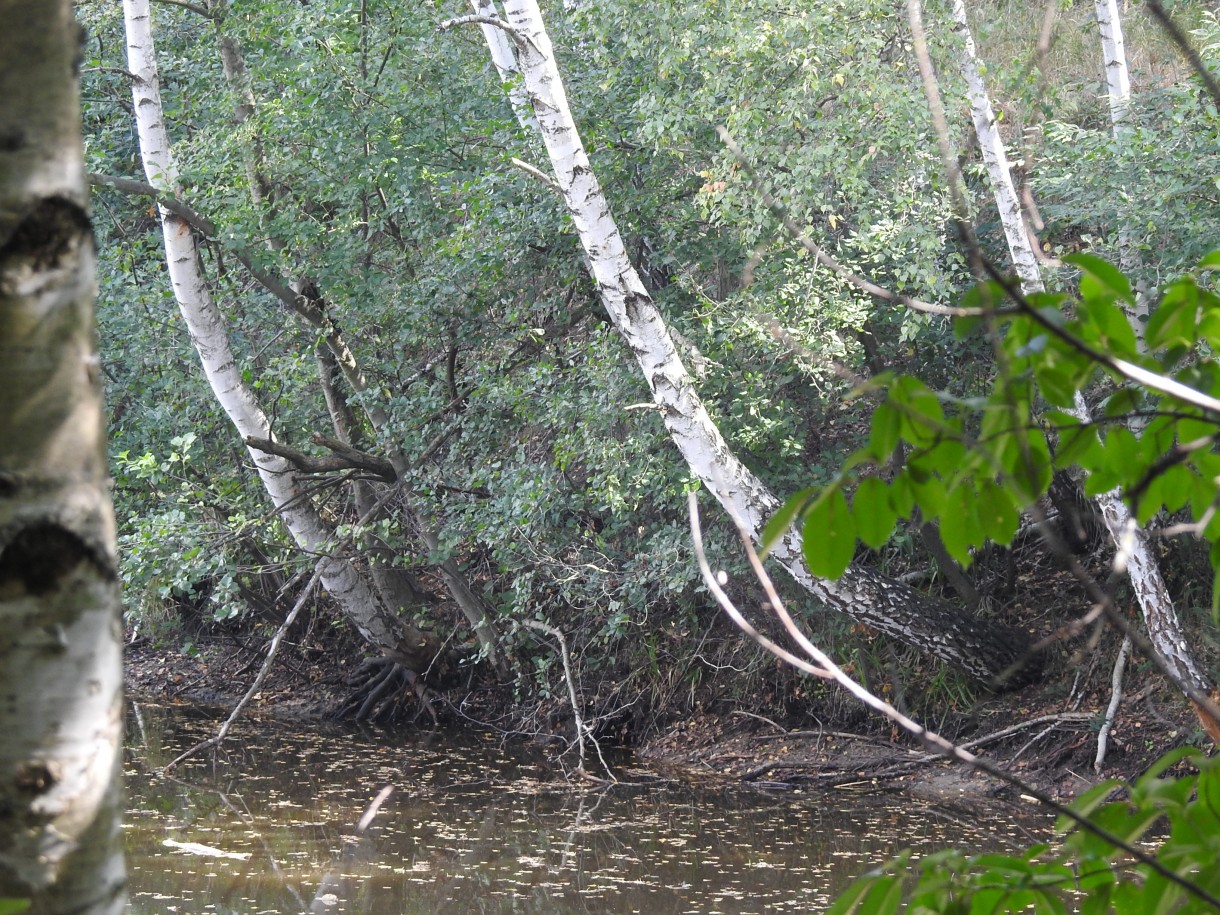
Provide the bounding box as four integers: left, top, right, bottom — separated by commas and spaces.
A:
124, 702, 1050, 914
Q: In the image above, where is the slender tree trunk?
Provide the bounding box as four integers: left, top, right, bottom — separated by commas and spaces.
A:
470, 0, 538, 132
468, 0, 1040, 685
208, 18, 499, 664
1095, 0, 1145, 325
0, 2, 126, 911
123, 0, 439, 670
951, 0, 1216, 704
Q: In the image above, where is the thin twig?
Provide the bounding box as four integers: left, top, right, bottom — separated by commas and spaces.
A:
161, 565, 324, 773
1096, 636, 1132, 772
522, 618, 615, 780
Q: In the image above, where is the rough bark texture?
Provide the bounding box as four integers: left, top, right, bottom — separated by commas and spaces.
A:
488, 0, 1040, 686
0, 1, 126, 911
123, 0, 440, 671
951, 0, 1215, 706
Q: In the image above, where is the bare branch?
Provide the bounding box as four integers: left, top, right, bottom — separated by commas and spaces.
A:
438, 13, 533, 52
244, 435, 397, 482
151, 0, 215, 18
162, 565, 324, 773
510, 157, 561, 194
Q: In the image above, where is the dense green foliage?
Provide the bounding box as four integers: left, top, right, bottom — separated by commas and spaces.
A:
829, 751, 1220, 914
79, 0, 1220, 712
72, 0, 1220, 907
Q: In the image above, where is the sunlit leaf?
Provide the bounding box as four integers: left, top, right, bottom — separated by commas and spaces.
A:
802, 486, 856, 580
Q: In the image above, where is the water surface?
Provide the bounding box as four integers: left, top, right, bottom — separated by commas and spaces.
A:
125, 702, 1049, 914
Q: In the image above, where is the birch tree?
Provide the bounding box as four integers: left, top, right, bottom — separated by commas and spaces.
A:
0, 0, 125, 910
123, 0, 441, 671
941, 0, 1216, 712
1095, 0, 1145, 327
449, 0, 1040, 685
203, 2, 500, 663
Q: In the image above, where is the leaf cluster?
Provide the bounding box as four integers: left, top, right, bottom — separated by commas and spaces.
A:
829, 749, 1220, 914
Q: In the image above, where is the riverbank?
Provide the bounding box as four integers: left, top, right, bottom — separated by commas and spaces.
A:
123, 629, 1206, 802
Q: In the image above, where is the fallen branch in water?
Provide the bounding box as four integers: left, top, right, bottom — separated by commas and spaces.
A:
161, 566, 323, 774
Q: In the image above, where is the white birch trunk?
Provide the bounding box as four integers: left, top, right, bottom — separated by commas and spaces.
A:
1095, 0, 1146, 328
210, 24, 499, 663
1096, 0, 1132, 133
474, 0, 1039, 684
951, 0, 1042, 293
0, 2, 126, 910
470, 0, 538, 132
953, 0, 1214, 698
124, 0, 436, 668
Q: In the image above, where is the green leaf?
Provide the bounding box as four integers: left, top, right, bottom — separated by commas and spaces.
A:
953, 313, 983, 339
1146, 278, 1200, 350
853, 477, 897, 550
976, 479, 1020, 545
825, 875, 881, 915
869, 400, 902, 461
0, 901, 30, 915
1053, 422, 1102, 471
802, 486, 857, 579
1079, 288, 1138, 357
939, 483, 982, 567
890, 376, 945, 447
1065, 253, 1134, 303
1057, 780, 1123, 832
1035, 364, 1080, 408
761, 487, 816, 557
860, 875, 903, 915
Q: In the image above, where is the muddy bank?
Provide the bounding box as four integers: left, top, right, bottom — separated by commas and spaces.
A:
123, 633, 1206, 802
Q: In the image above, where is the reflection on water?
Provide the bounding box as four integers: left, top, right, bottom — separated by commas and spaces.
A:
125, 702, 1049, 914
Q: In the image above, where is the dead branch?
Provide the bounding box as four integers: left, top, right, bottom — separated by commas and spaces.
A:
243, 435, 396, 482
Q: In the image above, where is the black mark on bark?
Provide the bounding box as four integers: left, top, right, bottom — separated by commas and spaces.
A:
0, 196, 93, 270
0, 524, 101, 596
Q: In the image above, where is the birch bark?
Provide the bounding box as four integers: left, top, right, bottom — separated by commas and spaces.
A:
123, 0, 438, 669
0, 1, 125, 910
1095, 0, 1145, 327
467, 0, 1039, 684
951, 0, 1215, 701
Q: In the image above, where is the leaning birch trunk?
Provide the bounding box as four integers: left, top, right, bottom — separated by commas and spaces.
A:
123, 0, 438, 670
209, 19, 499, 664
464, 0, 1040, 685
0, 2, 126, 911
470, 0, 538, 132
951, 0, 1217, 717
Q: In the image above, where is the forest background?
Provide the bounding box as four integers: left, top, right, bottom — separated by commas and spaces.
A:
79, 0, 1220, 766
